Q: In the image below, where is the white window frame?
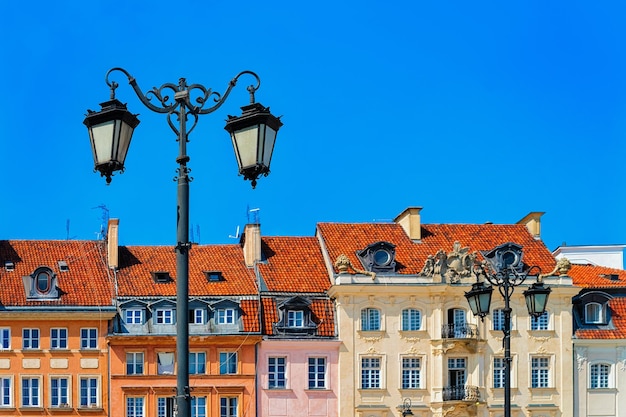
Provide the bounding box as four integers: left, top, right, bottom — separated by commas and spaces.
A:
22, 328, 40, 349
217, 308, 236, 325
530, 311, 550, 331
50, 375, 71, 407
220, 396, 238, 417
126, 396, 145, 417
585, 302, 605, 324
308, 356, 327, 389
190, 308, 205, 324
401, 308, 422, 331
589, 362, 613, 389
80, 328, 98, 349
126, 352, 144, 375
219, 351, 238, 375
268, 356, 287, 388
189, 351, 206, 375
530, 356, 551, 388
50, 328, 68, 350
400, 356, 422, 389
287, 310, 304, 327
155, 309, 174, 325
191, 395, 207, 417
157, 397, 175, 417
360, 356, 383, 389
0, 376, 13, 407
361, 308, 381, 331
125, 309, 144, 325
79, 375, 100, 408
21, 376, 41, 407
0, 328, 10, 350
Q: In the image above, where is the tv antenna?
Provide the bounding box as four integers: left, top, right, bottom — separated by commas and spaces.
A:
92, 205, 110, 240
228, 225, 241, 240
248, 207, 260, 224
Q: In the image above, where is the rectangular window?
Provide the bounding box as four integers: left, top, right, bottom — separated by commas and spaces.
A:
493, 358, 505, 388
590, 363, 610, 389
191, 396, 207, 417
219, 352, 237, 375
531, 357, 550, 388
80, 377, 98, 407
401, 357, 421, 389
492, 309, 506, 331
361, 308, 381, 331
22, 328, 40, 349
220, 396, 238, 417
217, 309, 235, 324
287, 310, 304, 327
156, 309, 174, 324
0, 377, 11, 407
189, 352, 206, 374
126, 352, 144, 375
402, 309, 421, 331
0, 329, 10, 349
50, 328, 68, 349
157, 352, 175, 375
50, 377, 69, 407
80, 328, 97, 349
21, 377, 40, 407
125, 309, 144, 324
530, 312, 549, 330
157, 397, 175, 417
361, 357, 381, 389
308, 357, 326, 389
127, 397, 144, 417
190, 309, 205, 324
268, 356, 286, 388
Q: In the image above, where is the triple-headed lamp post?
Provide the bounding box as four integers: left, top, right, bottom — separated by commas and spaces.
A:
83, 67, 282, 417
464, 243, 551, 417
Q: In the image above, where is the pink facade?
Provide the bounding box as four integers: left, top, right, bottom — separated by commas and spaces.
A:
257, 340, 340, 417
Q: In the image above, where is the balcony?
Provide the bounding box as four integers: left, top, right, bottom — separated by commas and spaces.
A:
442, 385, 480, 402
441, 323, 478, 339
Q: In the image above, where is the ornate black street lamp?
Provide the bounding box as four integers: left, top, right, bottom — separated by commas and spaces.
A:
84, 67, 282, 417
464, 242, 551, 417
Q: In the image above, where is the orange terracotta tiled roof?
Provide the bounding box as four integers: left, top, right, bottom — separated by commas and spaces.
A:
0, 240, 114, 307
317, 222, 556, 275
260, 297, 335, 337
240, 299, 261, 332
575, 297, 626, 339
116, 244, 258, 296
258, 237, 331, 292
569, 264, 626, 288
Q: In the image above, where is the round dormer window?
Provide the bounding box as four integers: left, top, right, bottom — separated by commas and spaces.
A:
373, 249, 392, 266
36, 270, 51, 293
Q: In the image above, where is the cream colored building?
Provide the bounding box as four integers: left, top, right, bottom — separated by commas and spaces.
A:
316, 207, 579, 417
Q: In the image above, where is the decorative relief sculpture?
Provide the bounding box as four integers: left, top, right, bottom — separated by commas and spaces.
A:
334, 254, 376, 279
420, 241, 477, 283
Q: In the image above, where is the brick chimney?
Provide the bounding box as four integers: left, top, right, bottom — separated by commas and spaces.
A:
394, 207, 422, 241
242, 223, 262, 267
517, 212, 545, 240
107, 219, 119, 269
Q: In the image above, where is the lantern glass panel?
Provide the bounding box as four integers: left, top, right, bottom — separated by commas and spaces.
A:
232, 125, 259, 169
261, 125, 276, 167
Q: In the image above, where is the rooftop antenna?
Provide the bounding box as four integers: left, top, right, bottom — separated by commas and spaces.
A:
92, 204, 110, 240
248, 207, 260, 224
228, 225, 241, 240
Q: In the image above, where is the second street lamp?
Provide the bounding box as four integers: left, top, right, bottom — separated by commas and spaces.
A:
84, 67, 282, 417
465, 242, 551, 417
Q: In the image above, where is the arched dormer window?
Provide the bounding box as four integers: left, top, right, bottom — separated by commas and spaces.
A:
357, 241, 397, 273
24, 266, 60, 300
585, 302, 606, 324
275, 296, 317, 335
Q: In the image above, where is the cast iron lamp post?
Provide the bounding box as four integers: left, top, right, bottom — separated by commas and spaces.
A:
84, 67, 282, 417
464, 242, 551, 417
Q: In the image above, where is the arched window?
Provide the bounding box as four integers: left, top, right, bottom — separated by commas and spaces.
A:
402, 309, 422, 331
585, 302, 605, 324
361, 308, 381, 331
590, 363, 612, 389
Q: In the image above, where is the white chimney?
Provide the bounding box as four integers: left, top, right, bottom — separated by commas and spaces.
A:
517, 212, 545, 240
243, 223, 262, 267
394, 207, 422, 241
107, 219, 119, 269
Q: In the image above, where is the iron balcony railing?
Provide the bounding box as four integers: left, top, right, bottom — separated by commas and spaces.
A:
441, 323, 479, 339
442, 385, 480, 402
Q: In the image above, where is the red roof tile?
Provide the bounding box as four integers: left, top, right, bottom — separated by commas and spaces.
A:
569, 264, 626, 288
0, 240, 114, 306
316, 223, 556, 274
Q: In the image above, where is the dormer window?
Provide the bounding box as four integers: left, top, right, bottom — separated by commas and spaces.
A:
357, 241, 397, 273
204, 271, 223, 282
57, 260, 69, 272
24, 266, 60, 300
151, 271, 171, 283
585, 302, 606, 324
4, 261, 15, 271
275, 297, 317, 335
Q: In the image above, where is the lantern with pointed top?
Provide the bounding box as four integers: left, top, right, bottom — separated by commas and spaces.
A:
465, 281, 494, 320
224, 102, 282, 188
83, 99, 140, 184
524, 281, 552, 318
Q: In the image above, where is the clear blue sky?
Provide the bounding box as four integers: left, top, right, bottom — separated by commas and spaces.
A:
1, 1, 624, 252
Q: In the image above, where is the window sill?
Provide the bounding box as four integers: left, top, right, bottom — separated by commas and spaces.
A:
587, 387, 617, 392
265, 387, 292, 392
77, 406, 103, 412
18, 407, 44, 411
